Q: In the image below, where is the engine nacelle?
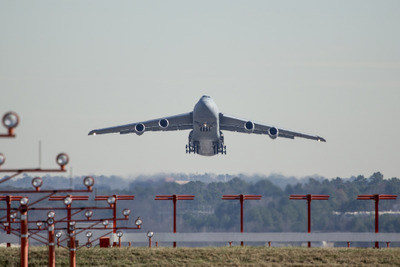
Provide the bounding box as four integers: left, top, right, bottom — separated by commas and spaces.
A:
135, 123, 145, 135
268, 127, 279, 139
159, 118, 169, 129
244, 121, 255, 133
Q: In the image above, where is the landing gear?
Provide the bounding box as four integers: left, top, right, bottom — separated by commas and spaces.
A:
213, 143, 226, 155
186, 131, 200, 154
186, 143, 199, 154
213, 131, 226, 155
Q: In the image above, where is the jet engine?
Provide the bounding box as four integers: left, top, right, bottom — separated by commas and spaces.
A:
268, 127, 279, 139
135, 123, 145, 135
244, 121, 255, 133
159, 118, 169, 129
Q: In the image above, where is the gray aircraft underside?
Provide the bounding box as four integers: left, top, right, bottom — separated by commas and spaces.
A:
88, 95, 326, 156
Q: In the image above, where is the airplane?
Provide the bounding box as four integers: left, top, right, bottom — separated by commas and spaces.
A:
88, 95, 326, 156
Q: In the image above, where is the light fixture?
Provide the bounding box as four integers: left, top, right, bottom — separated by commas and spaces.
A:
10, 211, 17, 220
64, 196, 72, 206
56, 153, 69, 170
135, 217, 142, 227
2, 112, 19, 129
116, 231, 123, 238
55, 231, 63, 238
85, 210, 93, 219
122, 208, 131, 219
47, 211, 55, 218
102, 220, 109, 228
83, 176, 95, 189
147, 231, 154, 238
85, 231, 93, 238
20, 197, 29, 206
32, 177, 43, 191
107, 196, 116, 205
0, 153, 5, 166
69, 221, 76, 232
36, 221, 43, 228
47, 218, 54, 225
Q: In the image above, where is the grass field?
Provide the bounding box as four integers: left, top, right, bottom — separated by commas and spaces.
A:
1, 246, 400, 266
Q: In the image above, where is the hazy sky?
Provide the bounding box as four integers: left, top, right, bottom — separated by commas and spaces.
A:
1, 1, 399, 180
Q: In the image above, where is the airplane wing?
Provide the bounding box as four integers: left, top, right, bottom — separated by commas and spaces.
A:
88, 112, 193, 135
219, 113, 326, 142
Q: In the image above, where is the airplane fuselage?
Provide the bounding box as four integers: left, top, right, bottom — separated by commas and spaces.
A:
190, 96, 222, 156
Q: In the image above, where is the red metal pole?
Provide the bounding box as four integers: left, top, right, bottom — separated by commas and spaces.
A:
20, 205, 28, 267
70, 235, 76, 267
67, 202, 76, 267
173, 195, 177, 248
113, 195, 117, 247
6, 196, 11, 247
240, 194, 244, 247
149, 237, 152, 248
6, 196, 10, 234
48, 224, 55, 267
375, 195, 379, 249
307, 194, 311, 248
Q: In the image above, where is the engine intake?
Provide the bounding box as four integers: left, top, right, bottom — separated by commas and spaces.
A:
268, 127, 279, 139
135, 123, 145, 135
159, 119, 169, 129
244, 121, 255, 133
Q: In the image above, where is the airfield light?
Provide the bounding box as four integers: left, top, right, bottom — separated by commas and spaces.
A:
36, 221, 43, 229
3, 222, 9, 228
10, 211, 17, 221
122, 208, 131, 219
116, 231, 123, 247
85, 231, 93, 238
289, 194, 330, 248
357, 194, 398, 248
2, 112, 19, 129
19, 197, 29, 206
107, 196, 116, 205
47, 211, 56, 225
85, 210, 93, 220
47, 217, 55, 225
69, 221, 76, 232
63, 196, 72, 206
147, 231, 154, 248
222, 194, 262, 247
135, 217, 142, 228
31, 177, 43, 191
47, 211, 56, 218
147, 231, 154, 238
83, 176, 95, 189
102, 219, 109, 228
0, 153, 5, 166
116, 231, 123, 238
56, 153, 69, 170
55, 231, 62, 238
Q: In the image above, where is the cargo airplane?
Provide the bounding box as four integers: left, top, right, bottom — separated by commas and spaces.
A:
88, 95, 326, 156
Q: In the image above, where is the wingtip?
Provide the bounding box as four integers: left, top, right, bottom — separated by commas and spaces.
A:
318, 137, 326, 142
88, 130, 96, 136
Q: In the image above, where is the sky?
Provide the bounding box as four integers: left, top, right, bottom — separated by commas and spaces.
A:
1, 1, 399, 180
